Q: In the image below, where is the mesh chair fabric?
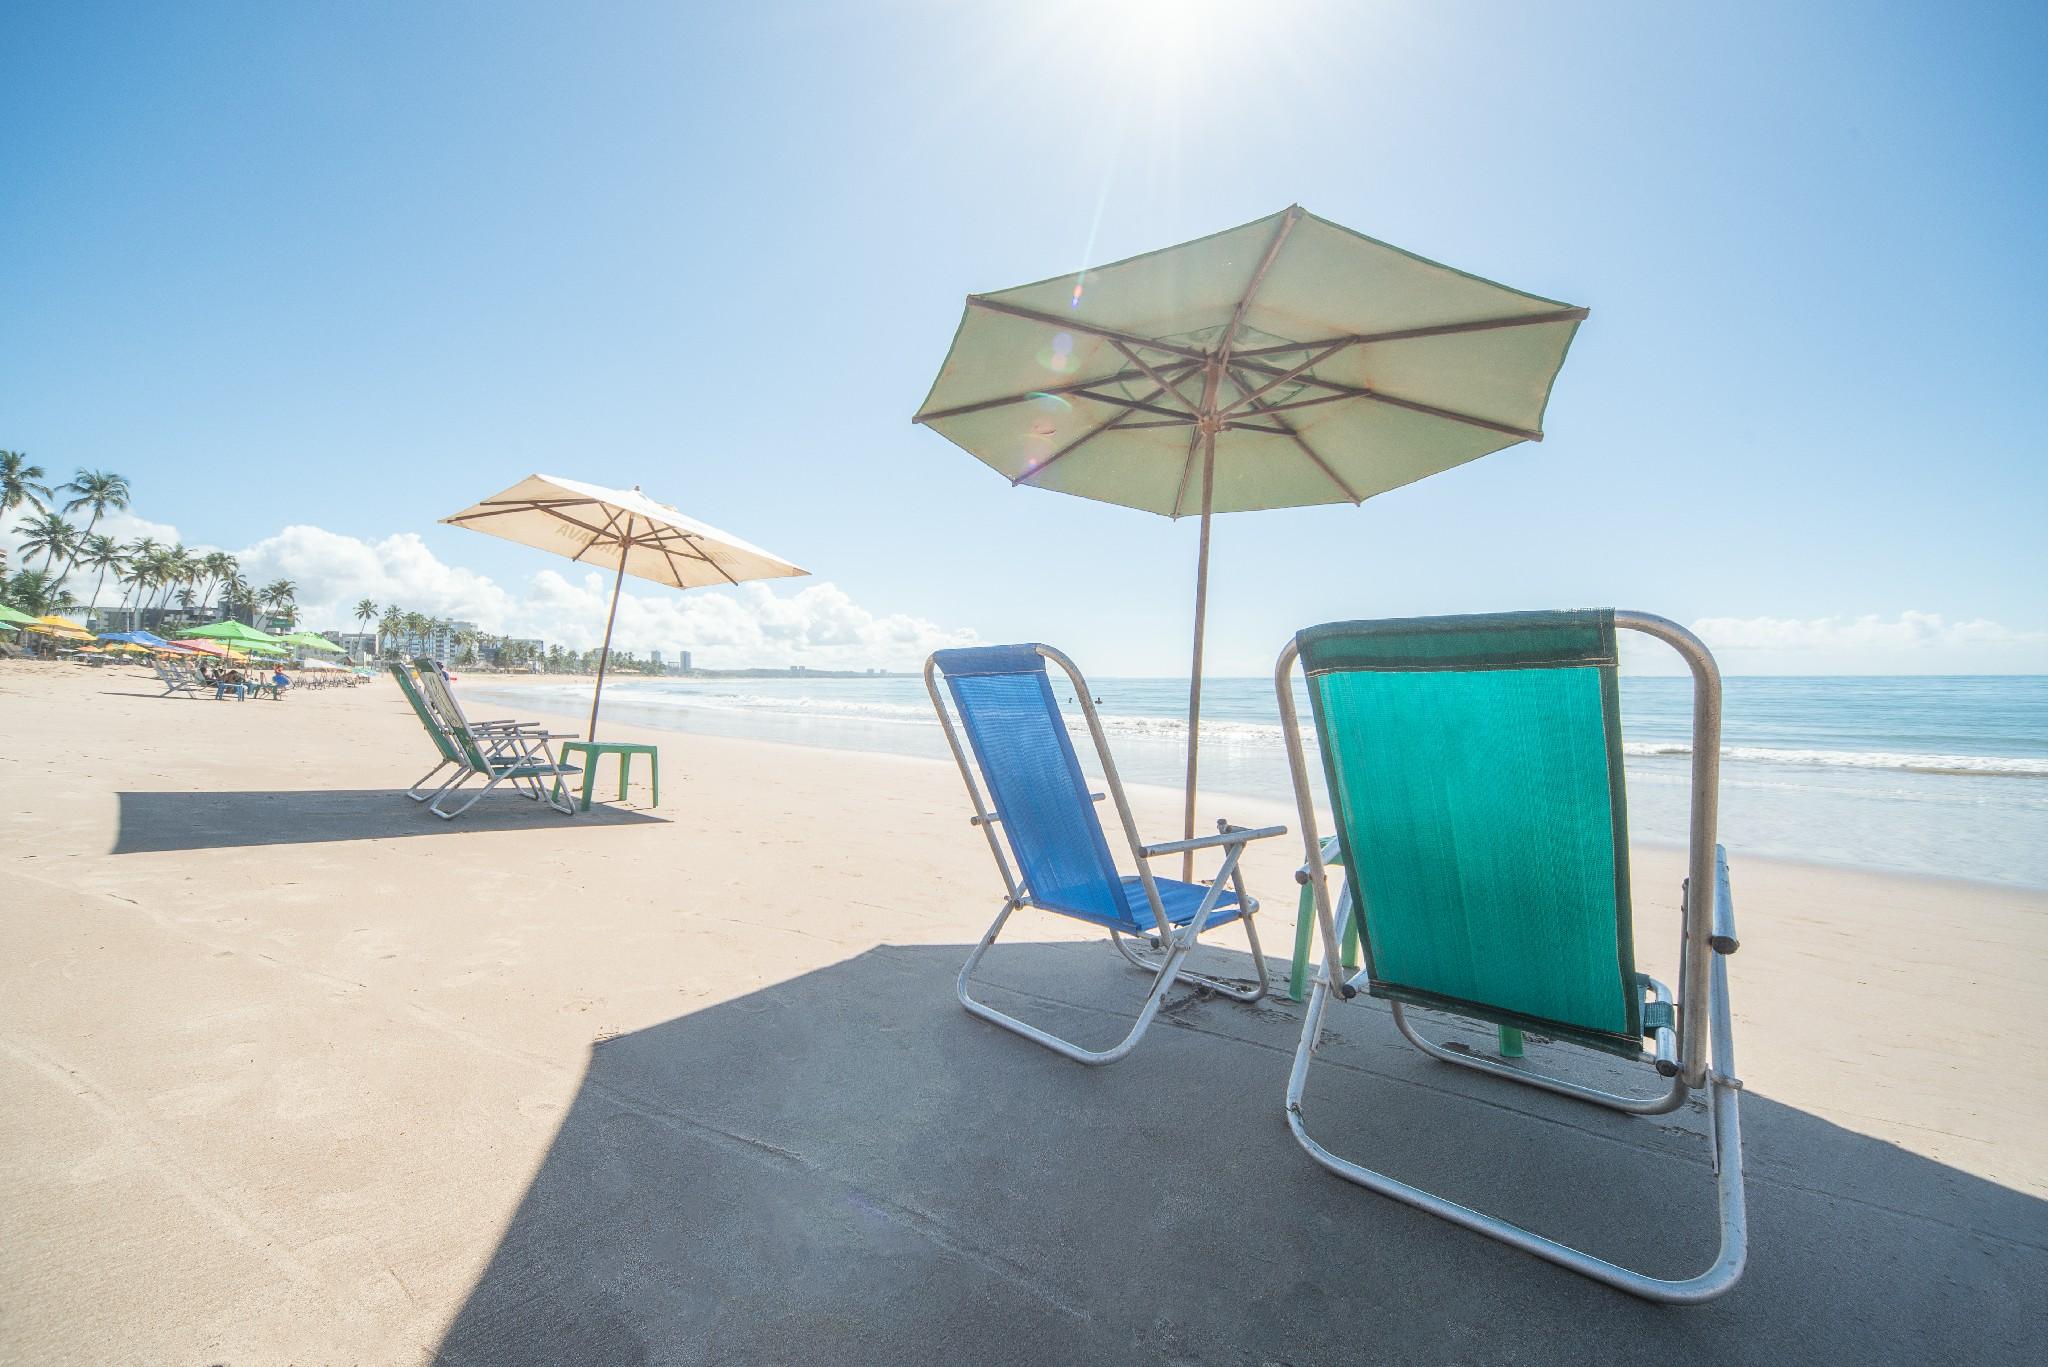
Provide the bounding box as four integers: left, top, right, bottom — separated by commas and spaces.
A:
1299, 611, 1642, 1056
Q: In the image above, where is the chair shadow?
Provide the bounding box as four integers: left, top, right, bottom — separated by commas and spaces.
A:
432, 942, 2046, 1367
111, 789, 664, 854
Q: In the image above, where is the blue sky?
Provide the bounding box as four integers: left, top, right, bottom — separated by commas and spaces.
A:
3, 1, 2043, 673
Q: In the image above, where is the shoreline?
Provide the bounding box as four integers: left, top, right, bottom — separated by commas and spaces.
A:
460, 671, 2048, 893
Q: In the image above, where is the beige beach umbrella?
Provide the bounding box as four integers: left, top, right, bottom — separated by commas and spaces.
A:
441, 474, 808, 739
914, 205, 1584, 876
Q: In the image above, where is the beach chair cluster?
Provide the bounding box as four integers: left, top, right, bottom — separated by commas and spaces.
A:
150, 656, 210, 697
926, 609, 1745, 1303
389, 658, 583, 819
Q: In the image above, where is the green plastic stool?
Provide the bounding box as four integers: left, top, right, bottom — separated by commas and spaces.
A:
553, 740, 660, 812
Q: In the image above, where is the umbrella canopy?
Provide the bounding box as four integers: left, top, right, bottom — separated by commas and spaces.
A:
100, 629, 174, 649
28, 615, 95, 641
172, 638, 231, 657
913, 204, 1584, 872
0, 603, 39, 627
442, 474, 808, 739
181, 619, 286, 648
282, 631, 343, 653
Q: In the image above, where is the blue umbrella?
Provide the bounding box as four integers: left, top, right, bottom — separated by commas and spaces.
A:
99, 630, 173, 649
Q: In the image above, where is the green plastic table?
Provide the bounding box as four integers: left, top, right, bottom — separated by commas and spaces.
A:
553, 740, 660, 812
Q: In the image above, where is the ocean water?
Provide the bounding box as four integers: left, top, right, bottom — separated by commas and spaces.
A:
464, 673, 2048, 889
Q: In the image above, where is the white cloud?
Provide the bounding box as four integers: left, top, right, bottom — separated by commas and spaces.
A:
1692, 611, 2046, 654
1616, 610, 2048, 675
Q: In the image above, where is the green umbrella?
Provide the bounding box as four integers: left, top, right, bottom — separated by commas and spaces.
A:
182, 619, 286, 647
914, 204, 1585, 875
282, 631, 343, 653
0, 603, 39, 627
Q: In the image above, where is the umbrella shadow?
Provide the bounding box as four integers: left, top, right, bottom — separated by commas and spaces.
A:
111, 789, 664, 854
432, 942, 2046, 1366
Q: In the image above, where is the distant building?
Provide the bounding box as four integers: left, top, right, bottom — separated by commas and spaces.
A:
678, 650, 693, 673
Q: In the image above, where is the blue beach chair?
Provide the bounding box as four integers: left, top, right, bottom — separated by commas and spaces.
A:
926, 644, 1285, 1065
1275, 609, 1745, 1302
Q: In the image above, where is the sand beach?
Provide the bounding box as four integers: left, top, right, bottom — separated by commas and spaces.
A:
2, 659, 2043, 1364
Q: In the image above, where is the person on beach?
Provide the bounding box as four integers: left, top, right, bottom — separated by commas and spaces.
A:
270, 667, 291, 699
216, 667, 247, 701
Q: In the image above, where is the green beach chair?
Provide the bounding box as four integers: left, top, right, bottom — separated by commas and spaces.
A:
407, 658, 582, 819
388, 662, 470, 801
1275, 609, 1745, 1303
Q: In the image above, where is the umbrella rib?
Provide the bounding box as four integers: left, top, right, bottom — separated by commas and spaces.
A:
676, 532, 741, 586
1226, 360, 1545, 442
1064, 389, 1198, 423
1215, 337, 1360, 416
1214, 205, 1302, 373
637, 526, 718, 562
1016, 381, 1170, 487
964, 297, 1211, 362
912, 359, 1202, 424
1224, 365, 1363, 504
571, 508, 629, 563
1109, 339, 1203, 413
1225, 308, 1590, 360
444, 497, 603, 523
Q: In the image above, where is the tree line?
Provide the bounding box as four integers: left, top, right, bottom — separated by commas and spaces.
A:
3, 450, 296, 625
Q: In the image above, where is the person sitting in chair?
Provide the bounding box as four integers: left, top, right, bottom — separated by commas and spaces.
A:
270, 667, 291, 699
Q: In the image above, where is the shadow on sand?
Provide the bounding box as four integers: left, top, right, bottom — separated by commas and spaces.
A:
433, 942, 2045, 1366
111, 789, 664, 854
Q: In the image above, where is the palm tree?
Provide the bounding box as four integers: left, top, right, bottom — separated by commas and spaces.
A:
52, 469, 131, 589
115, 538, 160, 616
148, 545, 192, 615
19, 512, 78, 573
378, 606, 405, 657
401, 611, 429, 657
0, 452, 53, 518
260, 579, 298, 629
77, 535, 125, 617
190, 551, 237, 618
3, 569, 73, 617
354, 598, 379, 652
223, 573, 254, 621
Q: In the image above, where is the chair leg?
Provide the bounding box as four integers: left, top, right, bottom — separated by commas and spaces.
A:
1283, 954, 1747, 1303
405, 758, 459, 802
1108, 917, 1266, 1003
959, 899, 1198, 1066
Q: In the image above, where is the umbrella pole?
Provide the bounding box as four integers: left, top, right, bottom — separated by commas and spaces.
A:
587, 558, 627, 741
1182, 437, 1217, 883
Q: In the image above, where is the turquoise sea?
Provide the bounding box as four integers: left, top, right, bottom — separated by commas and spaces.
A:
465, 673, 2048, 889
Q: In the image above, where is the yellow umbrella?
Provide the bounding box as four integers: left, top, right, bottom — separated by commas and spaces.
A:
28, 615, 94, 641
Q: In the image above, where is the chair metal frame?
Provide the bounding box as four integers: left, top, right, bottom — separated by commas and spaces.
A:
410, 658, 581, 820
151, 656, 207, 698
927, 643, 1283, 1066
1274, 610, 1746, 1303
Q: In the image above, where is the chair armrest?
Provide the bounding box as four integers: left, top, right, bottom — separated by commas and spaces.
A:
1710, 844, 1738, 954
971, 793, 1103, 827
1295, 834, 1344, 885
1140, 823, 1287, 858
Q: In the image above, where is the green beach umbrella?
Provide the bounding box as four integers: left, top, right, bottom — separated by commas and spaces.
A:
182, 619, 287, 648
913, 204, 1585, 873
282, 631, 343, 653
0, 603, 39, 627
